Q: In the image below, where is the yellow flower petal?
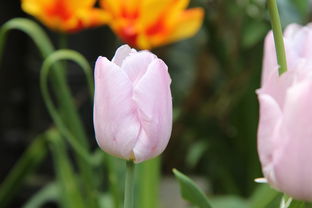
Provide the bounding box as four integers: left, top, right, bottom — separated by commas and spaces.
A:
140, 0, 172, 27
100, 0, 121, 16
166, 8, 204, 44
101, 0, 204, 49
21, 0, 107, 33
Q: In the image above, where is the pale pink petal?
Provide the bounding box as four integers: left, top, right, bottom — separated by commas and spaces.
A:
258, 23, 312, 201
273, 80, 312, 200
112, 44, 137, 66
93, 57, 140, 159
121, 51, 156, 85
261, 69, 297, 111
262, 32, 279, 86
257, 92, 282, 186
284, 24, 301, 39
132, 59, 172, 163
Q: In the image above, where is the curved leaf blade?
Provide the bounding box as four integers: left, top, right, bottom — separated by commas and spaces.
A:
173, 169, 213, 208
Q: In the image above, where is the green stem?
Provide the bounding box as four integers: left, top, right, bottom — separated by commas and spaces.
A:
124, 161, 135, 208
107, 156, 121, 208
138, 157, 160, 208
267, 0, 288, 75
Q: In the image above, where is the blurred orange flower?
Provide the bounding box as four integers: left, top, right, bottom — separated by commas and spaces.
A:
21, 0, 109, 33
100, 0, 204, 49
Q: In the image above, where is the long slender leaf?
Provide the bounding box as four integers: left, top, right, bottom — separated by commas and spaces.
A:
23, 182, 59, 208
40, 49, 93, 163
173, 169, 212, 208
47, 129, 86, 208
0, 18, 53, 61
40, 49, 99, 207
0, 18, 98, 208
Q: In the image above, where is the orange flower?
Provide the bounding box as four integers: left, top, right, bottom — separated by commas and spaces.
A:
100, 0, 204, 49
21, 0, 109, 33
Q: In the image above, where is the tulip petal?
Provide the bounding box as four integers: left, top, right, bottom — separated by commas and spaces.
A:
100, 0, 121, 16
166, 8, 204, 44
121, 51, 156, 84
262, 32, 278, 86
273, 80, 312, 200
112, 44, 136, 66
257, 92, 282, 186
132, 59, 172, 162
93, 57, 140, 159
141, 0, 189, 27
141, 0, 173, 26
22, 0, 107, 33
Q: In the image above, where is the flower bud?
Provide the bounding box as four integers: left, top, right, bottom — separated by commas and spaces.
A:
257, 24, 312, 200
93, 45, 172, 163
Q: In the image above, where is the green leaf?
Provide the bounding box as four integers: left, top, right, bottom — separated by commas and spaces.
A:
40, 49, 94, 163
0, 18, 98, 208
48, 130, 86, 208
23, 183, 59, 208
40, 50, 100, 208
280, 195, 305, 208
173, 169, 212, 208
249, 184, 281, 208
0, 18, 54, 63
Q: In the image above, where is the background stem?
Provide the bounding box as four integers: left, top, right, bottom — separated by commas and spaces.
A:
267, 0, 288, 75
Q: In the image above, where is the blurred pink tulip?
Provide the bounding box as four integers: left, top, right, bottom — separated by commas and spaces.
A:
93, 45, 172, 163
257, 24, 312, 200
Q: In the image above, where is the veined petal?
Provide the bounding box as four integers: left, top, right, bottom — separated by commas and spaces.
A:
132, 59, 172, 162
93, 57, 140, 159
166, 8, 204, 44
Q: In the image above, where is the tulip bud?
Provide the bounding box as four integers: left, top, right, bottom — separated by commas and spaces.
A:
93, 45, 172, 163
257, 24, 312, 200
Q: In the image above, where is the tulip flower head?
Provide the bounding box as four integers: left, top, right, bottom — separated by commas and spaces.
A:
257, 24, 312, 201
93, 45, 172, 163
100, 0, 204, 49
21, 0, 108, 33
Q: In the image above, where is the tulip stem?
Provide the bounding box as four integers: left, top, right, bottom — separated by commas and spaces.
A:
267, 0, 288, 75
124, 160, 135, 208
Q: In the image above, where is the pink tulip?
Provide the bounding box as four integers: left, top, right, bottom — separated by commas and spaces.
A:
257, 24, 312, 200
93, 45, 172, 163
